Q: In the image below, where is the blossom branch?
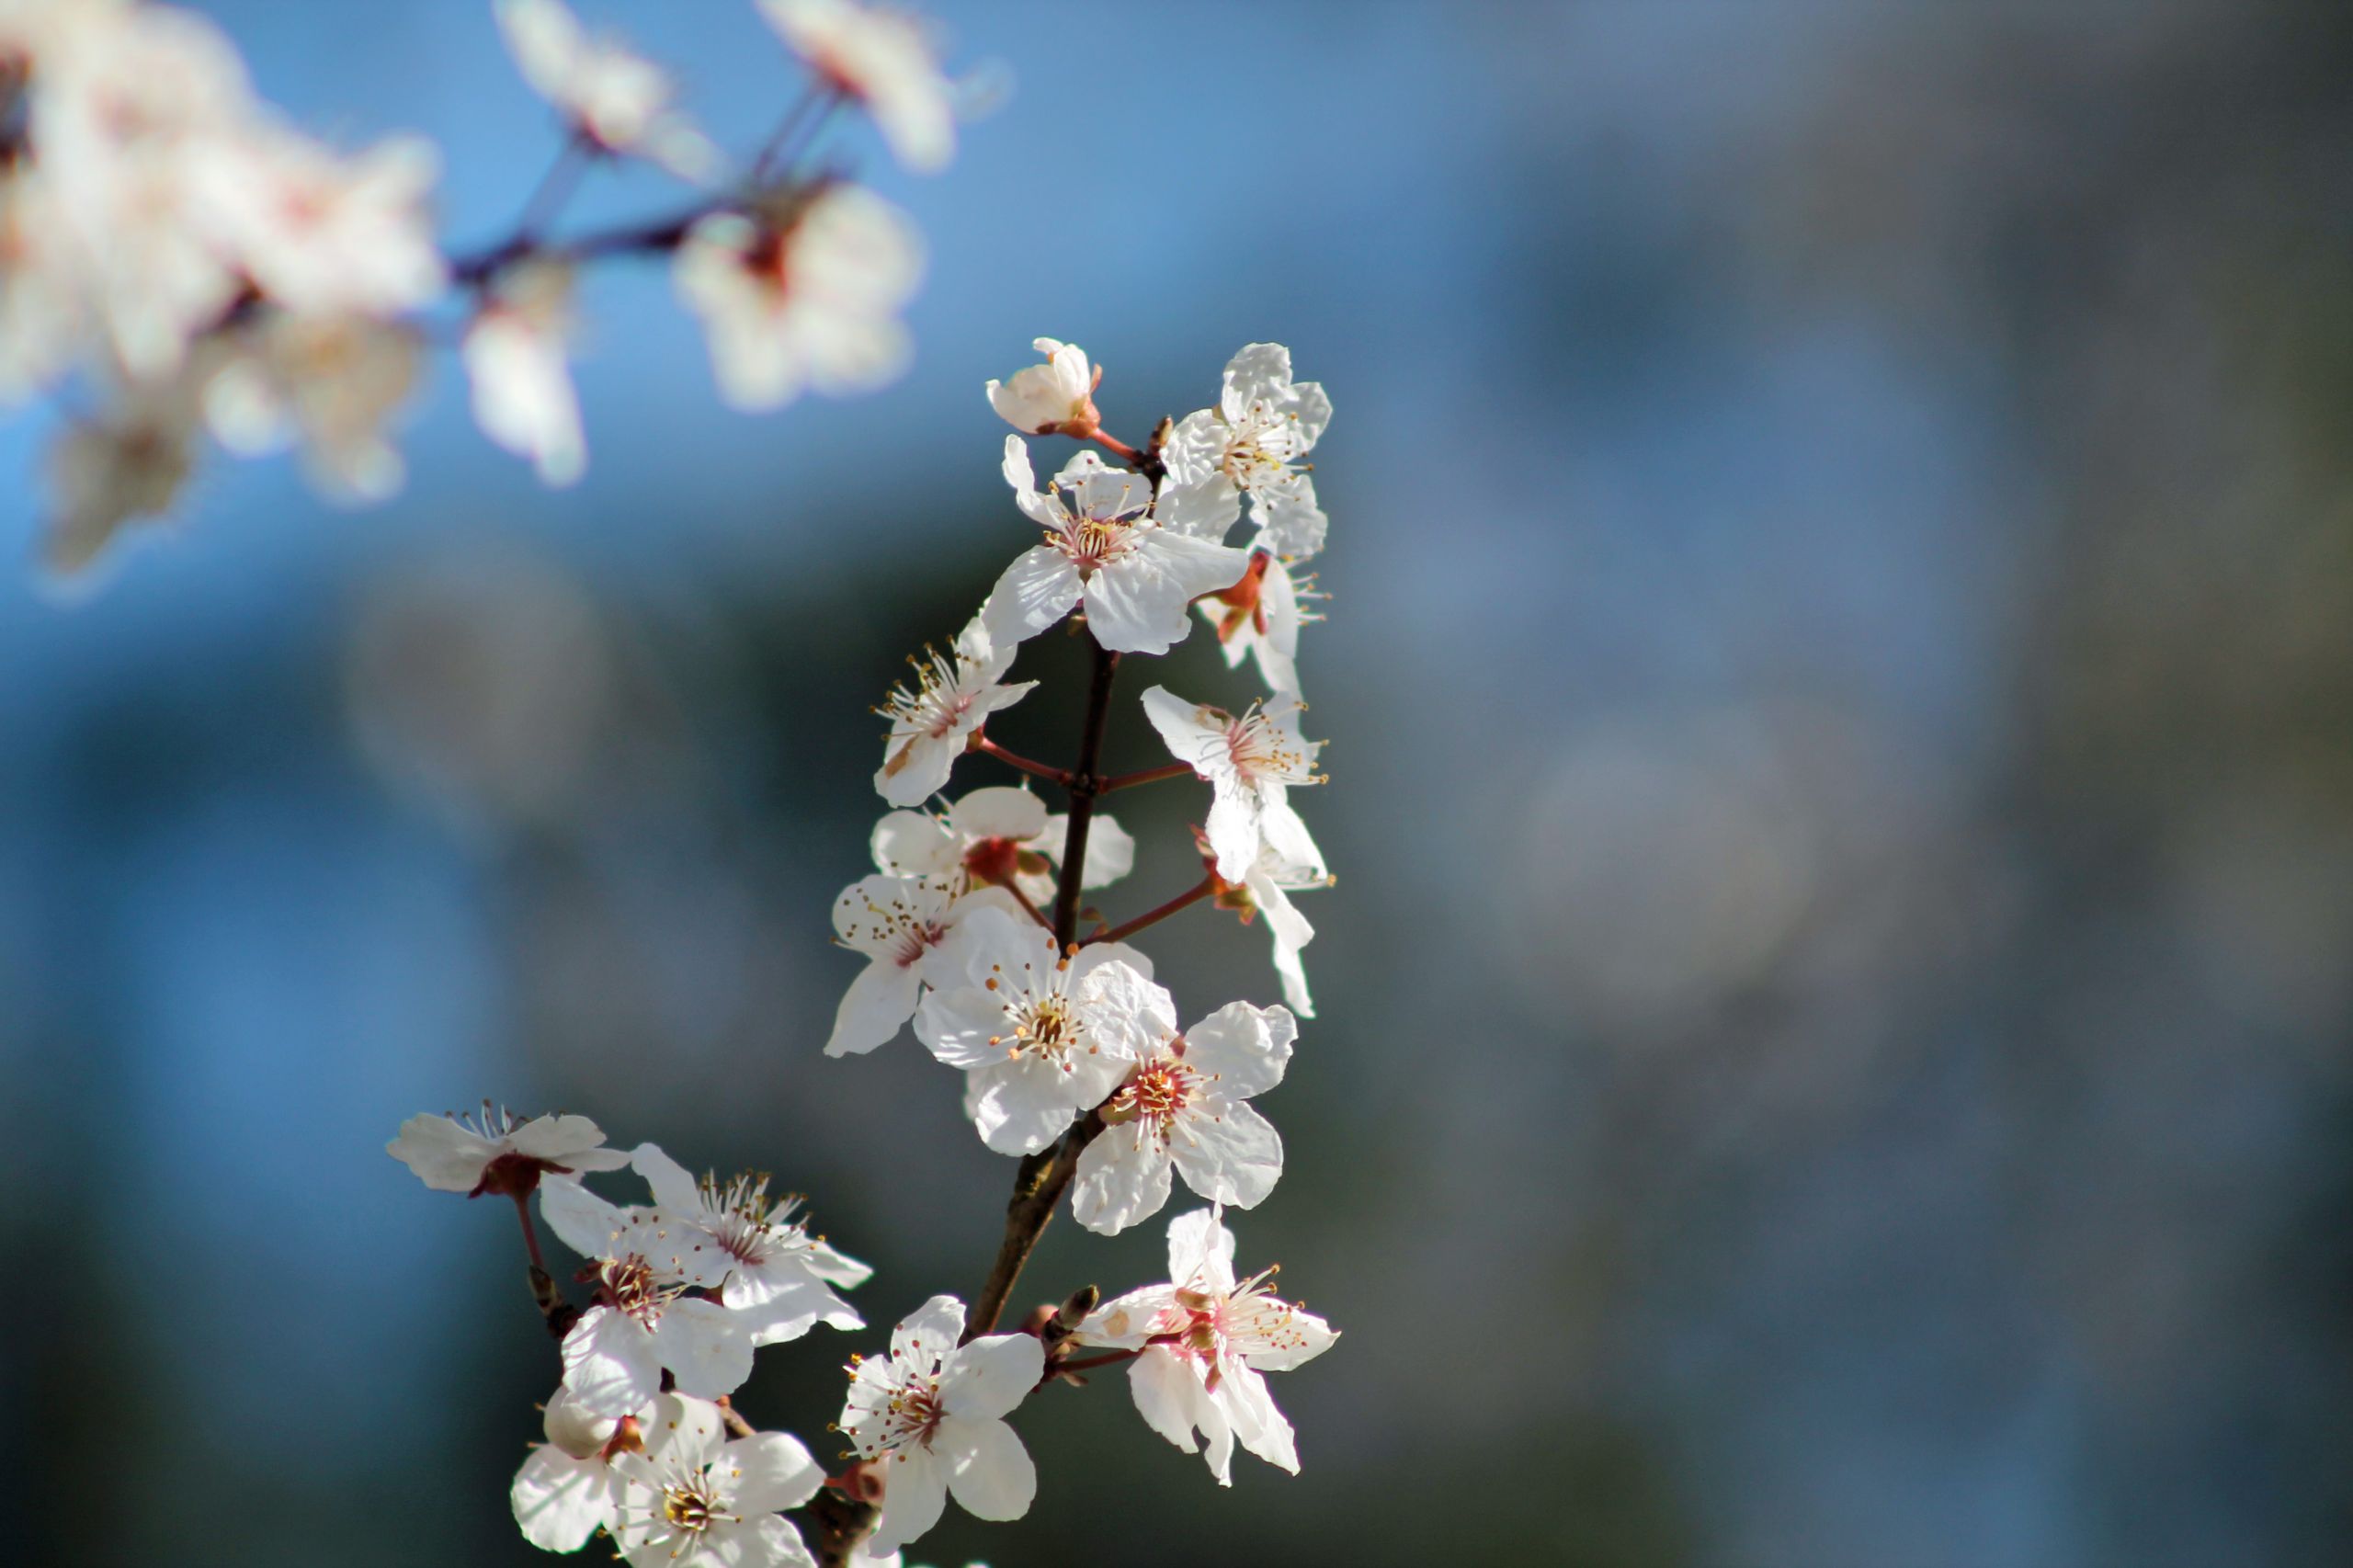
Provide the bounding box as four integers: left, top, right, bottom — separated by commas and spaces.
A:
1097, 760, 1193, 793
1086, 875, 1215, 947
974, 734, 1072, 788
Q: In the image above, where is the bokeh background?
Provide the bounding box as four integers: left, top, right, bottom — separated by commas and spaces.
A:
5, 1, 2351, 1563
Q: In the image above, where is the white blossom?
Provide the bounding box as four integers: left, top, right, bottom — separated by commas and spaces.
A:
203, 310, 422, 503
496, 0, 718, 179
540, 1178, 764, 1416
193, 123, 446, 318
871, 616, 1036, 809
609, 1395, 824, 1568
1226, 844, 1328, 1019
1078, 1208, 1337, 1485
675, 185, 921, 412
1158, 343, 1331, 559
463, 259, 586, 486
760, 0, 957, 176
387, 1102, 631, 1195
1140, 686, 1326, 884
914, 907, 1156, 1155
825, 872, 1021, 1058
0, 171, 86, 404
1194, 549, 1308, 695
628, 1143, 869, 1344
1072, 1001, 1294, 1236
870, 786, 1133, 909
985, 336, 1097, 437
510, 1385, 646, 1552
839, 1295, 1043, 1557
42, 373, 202, 580
983, 438, 1248, 656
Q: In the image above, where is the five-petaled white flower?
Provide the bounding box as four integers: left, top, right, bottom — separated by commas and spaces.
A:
509, 1384, 649, 1552
1193, 549, 1310, 695
497, 0, 719, 179
1073, 1000, 1295, 1236
609, 1393, 825, 1568
914, 907, 1156, 1155
462, 259, 585, 487
387, 1101, 631, 1196
675, 185, 922, 412
870, 786, 1133, 911
1158, 343, 1332, 560
839, 1295, 1043, 1557
825, 874, 1022, 1058
1077, 1207, 1337, 1485
1141, 686, 1326, 884
629, 1143, 870, 1345
540, 1178, 764, 1416
760, 0, 957, 176
871, 615, 1036, 809
983, 438, 1247, 657
985, 337, 1098, 437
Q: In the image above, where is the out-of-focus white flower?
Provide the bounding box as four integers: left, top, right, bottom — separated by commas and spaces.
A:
1194, 549, 1309, 695
1072, 1000, 1294, 1236
194, 124, 446, 318
1141, 686, 1325, 883
42, 373, 202, 579
203, 311, 421, 503
985, 336, 1097, 437
540, 1179, 764, 1416
1158, 343, 1332, 559
872, 615, 1036, 809
760, 0, 956, 175
609, 1395, 824, 1568
674, 186, 921, 412
983, 438, 1248, 656
510, 1385, 649, 1552
387, 1103, 631, 1197
825, 873, 1020, 1058
870, 786, 1134, 910
1078, 1207, 1337, 1485
0, 171, 86, 403
496, 0, 719, 179
839, 1295, 1043, 1557
626, 1143, 870, 1343
463, 259, 585, 486
914, 907, 1156, 1155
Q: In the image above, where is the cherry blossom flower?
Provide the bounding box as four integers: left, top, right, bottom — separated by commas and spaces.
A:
1194, 549, 1307, 695
914, 907, 1157, 1154
463, 259, 586, 486
510, 1384, 649, 1552
1078, 1207, 1337, 1485
760, 0, 956, 176
540, 1178, 764, 1415
839, 1295, 1043, 1557
0, 173, 86, 404
609, 1394, 824, 1568
675, 184, 921, 412
194, 124, 446, 318
202, 310, 422, 502
983, 438, 1247, 656
1157, 343, 1332, 560
1072, 1000, 1295, 1236
42, 373, 201, 580
387, 1102, 631, 1197
1222, 843, 1328, 1019
871, 615, 1035, 809
985, 337, 1098, 437
626, 1142, 870, 1345
1140, 686, 1326, 883
496, 0, 719, 179
825, 872, 1022, 1058
870, 786, 1133, 909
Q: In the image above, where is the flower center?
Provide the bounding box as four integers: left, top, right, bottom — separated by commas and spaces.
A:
1051, 514, 1140, 575
660, 1482, 719, 1534
1103, 1057, 1197, 1137
600, 1256, 671, 1325
1225, 707, 1308, 782
998, 992, 1081, 1067
883, 1378, 947, 1451
1222, 405, 1304, 489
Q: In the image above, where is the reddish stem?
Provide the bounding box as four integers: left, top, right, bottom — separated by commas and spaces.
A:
1098, 760, 1195, 794
976, 735, 1072, 787
989, 873, 1053, 931
1055, 1348, 1143, 1376
1087, 876, 1215, 947
1089, 429, 1147, 465
510, 1190, 548, 1275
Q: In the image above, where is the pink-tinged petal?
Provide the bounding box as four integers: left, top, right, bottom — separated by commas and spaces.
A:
825, 958, 923, 1058
1217, 1362, 1299, 1473
538, 1176, 631, 1260
1172, 1099, 1283, 1210
654, 1297, 754, 1400
728, 1430, 826, 1514
943, 1333, 1043, 1423
1246, 1304, 1339, 1372
865, 1449, 946, 1558
385, 1114, 497, 1191
561, 1305, 662, 1416
941, 1416, 1036, 1521
1165, 1206, 1238, 1290
510, 1445, 617, 1552
948, 784, 1048, 843
1072, 1124, 1175, 1237
983, 546, 1082, 648
1180, 1001, 1295, 1097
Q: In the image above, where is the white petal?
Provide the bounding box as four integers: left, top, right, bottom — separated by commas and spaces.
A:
539, 1176, 631, 1260
628, 1142, 701, 1215
1179, 1001, 1295, 1097
654, 1297, 755, 1400
982, 546, 1083, 648
1165, 1206, 1238, 1289
944, 1332, 1043, 1422
511, 1446, 617, 1552
385, 1114, 496, 1191
1171, 1099, 1283, 1210
866, 1449, 946, 1558
825, 959, 922, 1057
1071, 1124, 1175, 1236
562, 1305, 663, 1416
729, 1430, 826, 1513
941, 1416, 1037, 1521
1217, 1362, 1299, 1473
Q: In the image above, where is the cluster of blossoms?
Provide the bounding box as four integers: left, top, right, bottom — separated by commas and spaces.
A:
393, 337, 1343, 1562
0, 0, 961, 577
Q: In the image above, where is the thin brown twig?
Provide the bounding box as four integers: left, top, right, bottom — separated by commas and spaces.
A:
1086, 875, 1215, 948
975, 735, 1072, 787
1098, 760, 1194, 793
